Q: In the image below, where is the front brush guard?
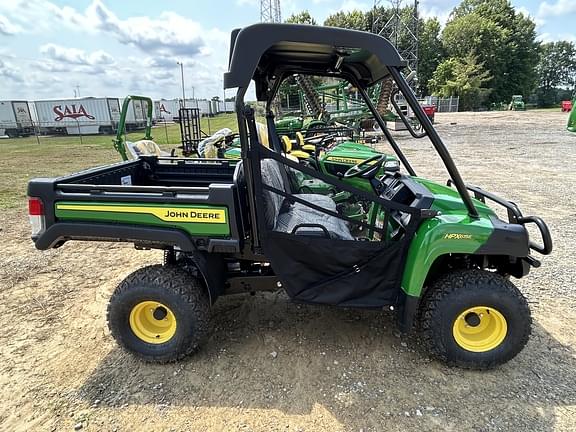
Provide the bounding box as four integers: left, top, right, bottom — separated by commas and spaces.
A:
447, 180, 552, 257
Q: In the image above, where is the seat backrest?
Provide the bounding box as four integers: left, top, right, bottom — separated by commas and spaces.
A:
295, 131, 305, 149
281, 135, 292, 153
256, 122, 270, 148
260, 158, 291, 229
126, 140, 166, 159
198, 128, 232, 157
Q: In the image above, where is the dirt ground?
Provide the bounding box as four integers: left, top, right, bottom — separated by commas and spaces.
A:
1, 110, 575, 432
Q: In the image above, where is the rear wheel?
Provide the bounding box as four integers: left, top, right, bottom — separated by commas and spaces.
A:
418, 269, 531, 369
107, 264, 210, 362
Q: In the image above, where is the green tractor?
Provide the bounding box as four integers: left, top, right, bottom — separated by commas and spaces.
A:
275, 115, 328, 136
28, 24, 552, 369
508, 95, 526, 111
199, 123, 396, 200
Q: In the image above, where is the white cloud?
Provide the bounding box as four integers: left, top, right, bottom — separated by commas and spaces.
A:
0, 0, 83, 33
40, 44, 114, 66
538, 32, 576, 43
0, 0, 233, 99
338, 0, 370, 13
0, 14, 21, 35
512, 6, 546, 30
538, 0, 576, 18
0, 1, 224, 58
85, 1, 207, 56
0, 59, 23, 82
419, 6, 451, 26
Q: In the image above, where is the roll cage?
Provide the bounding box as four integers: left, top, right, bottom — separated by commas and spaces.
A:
224, 23, 480, 250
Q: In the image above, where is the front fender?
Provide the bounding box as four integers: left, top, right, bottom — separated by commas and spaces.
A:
400, 214, 494, 298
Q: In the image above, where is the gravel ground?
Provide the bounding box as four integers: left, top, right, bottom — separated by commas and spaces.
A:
1, 110, 575, 431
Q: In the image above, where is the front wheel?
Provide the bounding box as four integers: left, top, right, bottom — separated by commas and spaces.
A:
418, 269, 531, 369
107, 264, 210, 363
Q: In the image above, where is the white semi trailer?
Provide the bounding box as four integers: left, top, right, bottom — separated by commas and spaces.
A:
33, 97, 121, 135
154, 99, 181, 122
0, 100, 33, 137
121, 98, 149, 131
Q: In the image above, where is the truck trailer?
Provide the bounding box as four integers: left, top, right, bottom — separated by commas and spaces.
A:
0, 100, 33, 137
33, 97, 121, 135
154, 99, 181, 122
123, 98, 148, 130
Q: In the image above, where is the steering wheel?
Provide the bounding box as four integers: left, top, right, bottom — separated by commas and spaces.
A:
343, 154, 386, 179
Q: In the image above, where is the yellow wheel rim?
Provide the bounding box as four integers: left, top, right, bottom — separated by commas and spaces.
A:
452, 306, 507, 352
129, 301, 177, 344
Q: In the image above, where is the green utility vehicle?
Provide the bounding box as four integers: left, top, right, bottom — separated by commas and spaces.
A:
28, 24, 552, 369
567, 98, 576, 133
509, 95, 526, 111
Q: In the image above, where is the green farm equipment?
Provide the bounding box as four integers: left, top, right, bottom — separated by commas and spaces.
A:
28, 24, 552, 369
508, 95, 526, 111
275, 115, 329, 136
113, 95, 173, 160
567, 98, 576, 133
277, 73, 402, 136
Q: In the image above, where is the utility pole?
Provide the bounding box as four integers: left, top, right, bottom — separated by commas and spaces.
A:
177, 61, 186, 107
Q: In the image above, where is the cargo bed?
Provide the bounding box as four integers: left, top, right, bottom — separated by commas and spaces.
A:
28, 157, 243, 253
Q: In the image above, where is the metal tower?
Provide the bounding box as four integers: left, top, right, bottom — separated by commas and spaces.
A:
372, 0, 419, 77
261, 0, 281, 23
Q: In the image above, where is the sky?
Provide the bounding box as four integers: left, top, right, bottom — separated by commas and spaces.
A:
0, 0, 575, 101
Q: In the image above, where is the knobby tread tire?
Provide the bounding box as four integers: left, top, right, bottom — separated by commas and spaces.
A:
418, 269, 531, 370
107, 264, 210, 363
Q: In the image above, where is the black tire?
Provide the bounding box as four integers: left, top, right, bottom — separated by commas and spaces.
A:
107, 264, 210, 363
418, 269, 531, 369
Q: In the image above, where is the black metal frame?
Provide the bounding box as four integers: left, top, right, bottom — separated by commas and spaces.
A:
178, 107, 203, 157
224, 23, 554, 260
233, 66, 480, 249
447, 180, 553, 255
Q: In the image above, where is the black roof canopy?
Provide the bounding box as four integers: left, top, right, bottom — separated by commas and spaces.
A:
224, 23, 406, 100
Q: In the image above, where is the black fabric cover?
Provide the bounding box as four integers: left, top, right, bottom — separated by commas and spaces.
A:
263, 231, 408, 308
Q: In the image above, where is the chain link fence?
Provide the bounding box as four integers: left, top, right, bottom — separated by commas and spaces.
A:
0, 119, 181, 149
422, 96, 460, 112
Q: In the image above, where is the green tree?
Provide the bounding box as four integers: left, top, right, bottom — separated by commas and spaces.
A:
442, 0, 539, 105
323, 10, 367, 30
417, 18, 445, 95
535, 41, 576, 106
285, 10, 317, 25
429, 54, 492, 111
